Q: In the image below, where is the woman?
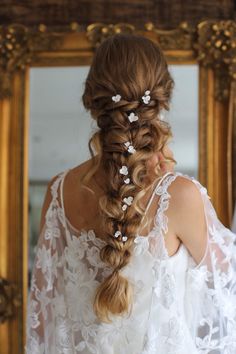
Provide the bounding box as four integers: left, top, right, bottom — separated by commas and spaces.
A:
26, 34, 236, 353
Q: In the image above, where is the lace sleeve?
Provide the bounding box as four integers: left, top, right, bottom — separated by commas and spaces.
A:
25, 173, 67, 353
183, 175, 236, 352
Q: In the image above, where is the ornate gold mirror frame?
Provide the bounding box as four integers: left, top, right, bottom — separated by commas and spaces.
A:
0, 20, 235, 353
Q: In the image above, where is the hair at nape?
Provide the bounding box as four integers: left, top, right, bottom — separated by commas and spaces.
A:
81, 33, 176, 323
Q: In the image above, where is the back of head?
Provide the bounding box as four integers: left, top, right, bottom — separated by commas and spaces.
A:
82, 33, 175, 322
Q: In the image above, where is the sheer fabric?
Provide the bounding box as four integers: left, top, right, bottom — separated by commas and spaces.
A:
25, 170, 236, 354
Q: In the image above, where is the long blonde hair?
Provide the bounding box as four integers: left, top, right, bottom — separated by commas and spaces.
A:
81, 33, 176, 322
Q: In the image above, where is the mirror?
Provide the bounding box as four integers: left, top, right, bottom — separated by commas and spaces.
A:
28, 64, 199, 284
1, 24, 234, 354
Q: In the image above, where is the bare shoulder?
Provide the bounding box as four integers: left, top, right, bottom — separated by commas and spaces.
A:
166, 174, 208, 264
39, 159, 95, 232
69, 158, 94, 178
168, 174, 203, 206
166, 174, 205, 232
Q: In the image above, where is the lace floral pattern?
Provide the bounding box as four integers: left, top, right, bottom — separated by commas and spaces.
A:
26, 170, 236, 354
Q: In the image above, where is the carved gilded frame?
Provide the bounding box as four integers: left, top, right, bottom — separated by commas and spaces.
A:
0, 20, 235, 353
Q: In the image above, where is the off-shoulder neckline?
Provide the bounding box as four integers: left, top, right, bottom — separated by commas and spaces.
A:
57, 170, 188, 261
59, 169, 178, 235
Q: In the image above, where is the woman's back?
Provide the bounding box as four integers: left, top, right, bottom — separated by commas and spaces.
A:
26, 166, 236, 353
53, 161, 182, 258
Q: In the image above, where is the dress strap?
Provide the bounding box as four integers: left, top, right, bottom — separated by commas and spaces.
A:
57, 169, 174, 215
49, 171, 64, 203
143, 171, 175, 216
56, 169, 175, 226
48, 169, 70, 210
59, 169, 70, 213
154, 171, 183, 236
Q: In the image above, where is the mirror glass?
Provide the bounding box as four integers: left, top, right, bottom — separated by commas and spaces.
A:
28, 64, 199, 284
232, 205, 236, 232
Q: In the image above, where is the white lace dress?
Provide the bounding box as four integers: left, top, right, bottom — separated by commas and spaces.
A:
25, 170, 236, 354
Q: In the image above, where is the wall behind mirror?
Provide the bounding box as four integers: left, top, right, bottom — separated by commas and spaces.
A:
28, 64, 199, 284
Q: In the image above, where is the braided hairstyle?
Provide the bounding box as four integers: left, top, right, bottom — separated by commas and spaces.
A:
81, 33, 176, 322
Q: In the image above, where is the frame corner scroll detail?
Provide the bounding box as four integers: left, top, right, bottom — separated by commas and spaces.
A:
195, 20, 236, 101
0, 24, 62, 98
86, 22, 136, 48
144, 21, 197, 51
0, 278, 21, 324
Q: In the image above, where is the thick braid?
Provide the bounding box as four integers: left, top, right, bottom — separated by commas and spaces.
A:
81, 33, 176, 322
89, 93, 172, 322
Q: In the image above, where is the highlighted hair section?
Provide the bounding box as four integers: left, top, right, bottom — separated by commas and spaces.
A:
81, 33, 176, 322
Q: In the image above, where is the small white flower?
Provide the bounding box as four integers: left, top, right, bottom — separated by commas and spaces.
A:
112, 94, 121, 102
124, 141, 136, 154
142, 90, 151, 104
124, 141, 131, 147
124, 178, 130, 184
114, 230, 128, 242
142, 95, 150, 104
128, 145, 136, 154
119, 165, 128, 175
123, 196, 133, 206
122, 195, 133, 211
114, 231, 121, 238
128, 112, 139, 122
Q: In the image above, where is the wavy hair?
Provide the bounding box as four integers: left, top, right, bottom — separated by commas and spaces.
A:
81, 33, 176, 322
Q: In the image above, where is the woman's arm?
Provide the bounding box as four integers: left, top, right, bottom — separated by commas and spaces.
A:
26, 173, 63, 353
169, 176, 208, 265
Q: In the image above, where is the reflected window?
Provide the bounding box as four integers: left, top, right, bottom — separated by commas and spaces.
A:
166, 64, 199, 178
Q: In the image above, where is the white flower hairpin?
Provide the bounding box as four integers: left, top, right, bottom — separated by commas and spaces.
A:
113, 230, 128, 242
112, 91, 151, 104
128, 112, 139, 123
142, 90, 151, 104
122, 204, 128, 211
124, 141, 136, 154
119, 165, 131, 185
119, 165, 128, 175
112, 94, 121, 103
122, 196, 133, 211
114, 230, 121, 238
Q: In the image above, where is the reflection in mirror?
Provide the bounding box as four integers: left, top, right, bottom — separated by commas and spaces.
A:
28, 64, 199, 285
166, 65, 199, 178
232, 205, 236, 232
28, 66, 92, 283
